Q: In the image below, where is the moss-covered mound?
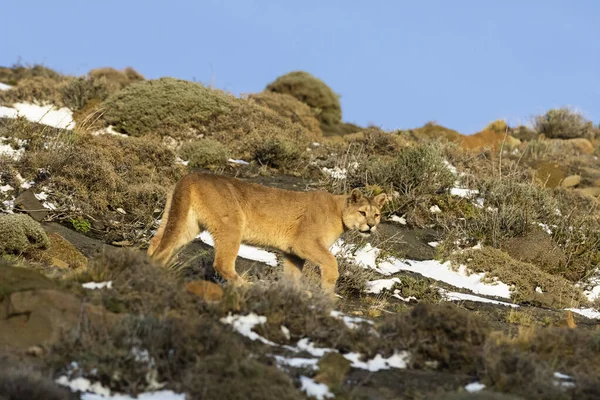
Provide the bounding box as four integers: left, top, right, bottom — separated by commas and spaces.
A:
265, 71, 341, 128
248, 91, 322, 140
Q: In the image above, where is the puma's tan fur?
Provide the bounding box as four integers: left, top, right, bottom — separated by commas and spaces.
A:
148, 172, 388, 292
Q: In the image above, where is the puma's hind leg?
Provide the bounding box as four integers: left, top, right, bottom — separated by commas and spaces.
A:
211, 229, 246, 286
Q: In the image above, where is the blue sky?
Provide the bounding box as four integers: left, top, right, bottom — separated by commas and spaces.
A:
2, 0, 598, 134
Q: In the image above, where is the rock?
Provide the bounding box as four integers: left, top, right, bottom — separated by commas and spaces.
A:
14, 190, 48, 221
561, 175, 582, 188
533, 161, 565, 188
0, 267, 121, 349
566, 138, 594, 154
580, 167, 600, 180
315, 352, 351, 388
111, 240, 132, 247
29, 232, 88, 271
26, 345, 44, 357
185, 280, 224, 302
91, 219, 106, 230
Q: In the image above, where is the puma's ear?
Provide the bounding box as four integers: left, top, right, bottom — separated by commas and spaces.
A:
349, 188, 363, 203
372, 193, 389, 208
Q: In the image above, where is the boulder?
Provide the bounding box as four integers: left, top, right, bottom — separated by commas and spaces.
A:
561, 175, 582, 188
14, 190, 48, 221
566, 138, 594, 154
29, 232, 88, 271
0, 266, 120, 349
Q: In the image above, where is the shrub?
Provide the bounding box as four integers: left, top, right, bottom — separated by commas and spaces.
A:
102, 77, 233, 137
342, 127, 401, 156
484, 119, 509, 133
248, 135, 303, 169
534, 107, 597, 140
88, 66, 145, 91
101, 78, 314, 171
59, 76, 112, 110
266, 71, 341, 128
401, 122, 462, 143
0, 63, 62, 86
0, 76, 65, 106
12, 123, 185, 242
248, 91, 321, 140
377, 303, 490, 373
178, 139, 230, 168
0, 214, 49, 255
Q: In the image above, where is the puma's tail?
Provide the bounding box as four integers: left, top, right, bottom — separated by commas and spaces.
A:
147, 189, 173, 257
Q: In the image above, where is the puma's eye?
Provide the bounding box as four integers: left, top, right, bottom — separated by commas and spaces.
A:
359, 211, 366, 216
375, 214, 380, 218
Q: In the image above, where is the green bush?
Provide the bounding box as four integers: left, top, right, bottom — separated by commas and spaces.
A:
248, 91, 322, 140
266, 71, 341, 128
179, 139, 230, 168
249, 135, 303, 169
534, 107, 597, 139
60, 76, 112, 110
102, 77, 233, 137
0, 214, 49, 254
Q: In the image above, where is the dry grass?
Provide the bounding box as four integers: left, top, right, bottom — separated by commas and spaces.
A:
377, 303, 490, 373
450, 247, 587, 308
1, 118, 185, 243
322, 142, 455, 226
0, 63, 62, 85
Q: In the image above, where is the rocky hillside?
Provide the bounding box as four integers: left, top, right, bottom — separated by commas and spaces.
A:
1, 63, 599, 400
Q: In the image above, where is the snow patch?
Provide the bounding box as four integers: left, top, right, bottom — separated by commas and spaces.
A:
0, 184, 13, 192
465, 382, 486, 393
220, 313, 277, 345
299, 376, 334, 400
565, 307, 600, 319
333, 240, 511, 298
55, 376, 111, 397
0, 137, 26, 160
389, 214, 406, 224
393, 259, 512, 299
80, 391, 186, 400
274, 356, 319, 370
82, 281, 113, 290
442, 290, 518, 308
429, 205, 441, 213
343, 351, 410, 371
228, 158, 249, 165
322, 166, 347, 180
197, 231, 278, 266
450, 188, 479, 198
366, 278, 401, 294
0, 82, 11, 91
0, 102, 75, 130
329, 310, 374, 329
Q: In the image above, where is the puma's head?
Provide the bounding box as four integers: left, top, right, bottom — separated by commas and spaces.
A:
342, 188, 389, 237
